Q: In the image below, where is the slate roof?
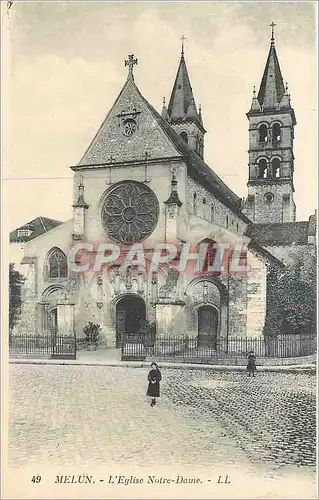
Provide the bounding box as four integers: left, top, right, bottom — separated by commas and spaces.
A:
245, 221, 311, 247
257, 41, 286, 110
10, 217, 63, 243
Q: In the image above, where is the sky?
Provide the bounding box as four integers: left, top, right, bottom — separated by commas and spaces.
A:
2, 1, 317, 232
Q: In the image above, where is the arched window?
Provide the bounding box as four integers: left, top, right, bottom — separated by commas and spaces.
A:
180, 132, 188, 144
193, 192, 197, 215
46, 247, 68, 279
271, 158, 281, 178
272, 123, 281, 145
258, 158, 268, 178
259, 124, 268, 143
210, 204, 215, 222
202, 197, 206, 205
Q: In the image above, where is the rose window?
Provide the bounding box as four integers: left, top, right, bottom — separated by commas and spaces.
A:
122, 118, 137, 137
101, 181, 159, 244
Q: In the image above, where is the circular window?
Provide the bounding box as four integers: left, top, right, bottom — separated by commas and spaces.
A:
264, 192, 274, 203
101, 181, 159, 245
122, 118, 137, 137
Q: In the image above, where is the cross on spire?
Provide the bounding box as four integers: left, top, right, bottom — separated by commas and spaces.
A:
125, 54, 138, 80
181, 35, 186, 55
270, 21, 276, 44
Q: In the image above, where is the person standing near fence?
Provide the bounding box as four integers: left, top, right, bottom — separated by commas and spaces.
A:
247, 351, 257, 377
146, 362, 162, 407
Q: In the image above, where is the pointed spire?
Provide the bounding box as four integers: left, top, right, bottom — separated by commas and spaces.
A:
250, 85, 261, 112
167, 44, 200, 123
161, 97, 169, 120
164, 169, 182, 207
73, 174, 89, 208
256, 25, 286, 110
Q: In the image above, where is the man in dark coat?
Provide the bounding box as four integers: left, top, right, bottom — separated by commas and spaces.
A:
146, 362, 162, 407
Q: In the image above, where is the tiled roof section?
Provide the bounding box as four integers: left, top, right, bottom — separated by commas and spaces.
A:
257, 42, 286, 110
246, 221, 310, 247
10, 217, 63, 243
248, 240, 286, 269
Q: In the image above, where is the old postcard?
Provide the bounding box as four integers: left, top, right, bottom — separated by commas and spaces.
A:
2, 1, 317, 499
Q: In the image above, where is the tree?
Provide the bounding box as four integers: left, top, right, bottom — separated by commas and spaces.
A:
265, 252, 316, 337
9, 263, 25, 335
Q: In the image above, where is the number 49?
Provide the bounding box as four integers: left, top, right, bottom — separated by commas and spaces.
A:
31, 475, 41, 483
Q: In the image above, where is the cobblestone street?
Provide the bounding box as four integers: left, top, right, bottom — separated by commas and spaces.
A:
9, 365, 316, 476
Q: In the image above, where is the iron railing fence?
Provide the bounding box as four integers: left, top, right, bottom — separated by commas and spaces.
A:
121, 334, 317, 363
9, 333, 76, 360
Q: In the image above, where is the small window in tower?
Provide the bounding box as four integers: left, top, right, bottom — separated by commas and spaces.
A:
202, 197, 206, 205
272, 123, 281, 145
271, 158, 281, 178
236, 223, 239, 233
180, 132, 188, 144
211, 204, 215, 222
258, 158, 268, 178
259, 124, 268, 143
193, 192, 197, 215
264, 192, 274, 203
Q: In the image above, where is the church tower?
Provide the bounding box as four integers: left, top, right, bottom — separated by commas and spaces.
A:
162, 37, 206, 159
244, 24, 297, 224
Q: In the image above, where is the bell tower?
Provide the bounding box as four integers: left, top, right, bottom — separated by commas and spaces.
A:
243, 23, 297, 224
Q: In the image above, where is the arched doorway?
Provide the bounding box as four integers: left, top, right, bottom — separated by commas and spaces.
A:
115, 295, 146, 347
49, 307, 58, 334
197, 305, 218, 348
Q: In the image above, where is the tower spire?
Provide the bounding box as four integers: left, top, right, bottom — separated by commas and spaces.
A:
254, 24, 286, 110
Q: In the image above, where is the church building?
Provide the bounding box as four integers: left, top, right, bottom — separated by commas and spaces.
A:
11, 28, 316, 350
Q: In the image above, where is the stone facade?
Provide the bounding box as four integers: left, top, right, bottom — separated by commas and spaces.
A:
10, 35, 316, 349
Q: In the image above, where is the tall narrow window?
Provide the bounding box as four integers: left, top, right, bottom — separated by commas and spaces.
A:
226, 215, 229, 227
271, 158, 281, 178
258, 158, 268, 178
193, 192, 197, 215
210, 204, 215, 222
272, 123, 281, 145
46, 248, 68, 279
259, 124, 268, 143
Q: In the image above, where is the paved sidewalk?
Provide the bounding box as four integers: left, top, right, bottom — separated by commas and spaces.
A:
9, 356, 316, 372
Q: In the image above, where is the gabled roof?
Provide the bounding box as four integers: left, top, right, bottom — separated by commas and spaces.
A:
246, 221, 311, 247
73, 68, 250, 223
10, 217, 63, 243
257, 41, 286, 110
